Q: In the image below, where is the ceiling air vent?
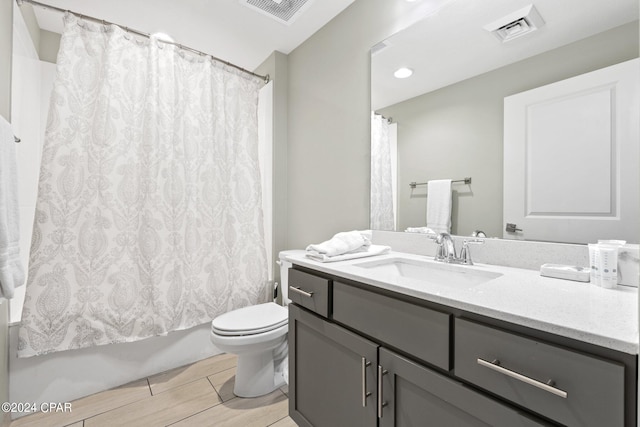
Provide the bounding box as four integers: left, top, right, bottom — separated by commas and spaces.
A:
483, 4, 545, 43
371, 40, 391, 56
240, 0, 315, 25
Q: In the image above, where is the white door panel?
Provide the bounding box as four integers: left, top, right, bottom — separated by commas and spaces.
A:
503, 58, 639, 244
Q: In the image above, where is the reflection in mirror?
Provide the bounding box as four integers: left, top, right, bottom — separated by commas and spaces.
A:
370, 0, 639, 243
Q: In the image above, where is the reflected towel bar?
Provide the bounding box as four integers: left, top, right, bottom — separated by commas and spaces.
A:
409, 177, 471, 189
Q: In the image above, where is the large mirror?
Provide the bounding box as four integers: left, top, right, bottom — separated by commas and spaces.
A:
370, 0, 639, 244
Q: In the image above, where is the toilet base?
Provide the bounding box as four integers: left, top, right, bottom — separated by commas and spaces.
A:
233, 338, 288, 398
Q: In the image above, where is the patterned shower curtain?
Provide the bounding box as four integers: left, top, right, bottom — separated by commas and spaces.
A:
370, 112, 395, 230
18, 13, 268, 357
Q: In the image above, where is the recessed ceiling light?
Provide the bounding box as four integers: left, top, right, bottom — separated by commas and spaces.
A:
394, 67, 413, 79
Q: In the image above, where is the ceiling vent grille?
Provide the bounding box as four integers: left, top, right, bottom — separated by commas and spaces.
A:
240, 0, 315, 25
483, 4, 545, 43
371, 40, 391, 56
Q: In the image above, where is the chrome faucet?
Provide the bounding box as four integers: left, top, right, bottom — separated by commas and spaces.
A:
434, 232, 457, 263
431, 232, 484, 264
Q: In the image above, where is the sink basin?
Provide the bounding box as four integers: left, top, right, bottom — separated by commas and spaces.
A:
353, 257, 502, 288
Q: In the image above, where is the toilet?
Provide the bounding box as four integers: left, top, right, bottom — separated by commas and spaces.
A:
209, 251, 296, 398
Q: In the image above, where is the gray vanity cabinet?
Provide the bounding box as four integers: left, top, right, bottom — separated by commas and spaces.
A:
288, 266, 635, 426
289, 303, 378, 427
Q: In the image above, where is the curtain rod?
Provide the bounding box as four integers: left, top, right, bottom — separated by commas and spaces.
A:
16, 0, 270, 84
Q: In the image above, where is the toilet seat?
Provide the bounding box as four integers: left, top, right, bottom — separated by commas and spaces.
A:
211, 302, 288, 336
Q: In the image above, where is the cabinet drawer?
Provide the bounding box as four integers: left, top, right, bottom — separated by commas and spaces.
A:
333, 281, 450, 370
379, 348, 550, 426
454, 318, 625, 427
288, 269, 331, 317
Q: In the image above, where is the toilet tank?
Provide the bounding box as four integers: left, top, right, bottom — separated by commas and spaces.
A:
278, 250, 304, 306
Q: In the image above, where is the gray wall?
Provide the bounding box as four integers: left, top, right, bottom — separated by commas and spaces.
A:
286, 0, 434, 249
379, 22, 639, 237
18, 3, 39, 55
39, 29, 61, 63
18, 3, 60, 63
0, 0, 11, 423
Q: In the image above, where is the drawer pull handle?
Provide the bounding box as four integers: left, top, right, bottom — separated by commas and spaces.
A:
290, 286, 314, 298
377, 366, 388, 418
477, 358, 568, 399
362, 358, 372, 407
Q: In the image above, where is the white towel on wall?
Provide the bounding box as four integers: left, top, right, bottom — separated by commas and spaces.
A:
0, 116, 25, 299
306, 230, 371, 258
426, 179, 452, 234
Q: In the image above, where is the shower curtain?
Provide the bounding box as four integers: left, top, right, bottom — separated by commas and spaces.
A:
18, 13, 267, 357
370, 112, 395, 230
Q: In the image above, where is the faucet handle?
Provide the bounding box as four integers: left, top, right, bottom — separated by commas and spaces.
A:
459, 239, 484, 265
434, 243, 446, 261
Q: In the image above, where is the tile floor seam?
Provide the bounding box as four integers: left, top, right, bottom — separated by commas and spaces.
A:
162, 401, 225, 427
151, 373, 219, 397
146, 377, 153, 396
9, 387, 152, 427
206, 376, 225, 403
148, 361, 238, 395
81, 379, 220, 426
265, 415, 290, 427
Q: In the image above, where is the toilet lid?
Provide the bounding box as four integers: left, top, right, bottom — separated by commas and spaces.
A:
211, 302, 288, 336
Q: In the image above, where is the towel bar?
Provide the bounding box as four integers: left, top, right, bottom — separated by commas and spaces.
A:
409, 177, 471, 189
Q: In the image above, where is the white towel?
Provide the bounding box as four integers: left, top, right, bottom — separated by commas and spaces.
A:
306, 230, 371, 257
426, 179, 452, 234
0, 116, 25, 299
306, 244, 391, 263
405, 227, 437, 235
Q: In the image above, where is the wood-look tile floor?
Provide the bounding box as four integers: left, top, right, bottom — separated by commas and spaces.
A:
10, 353, 297, 427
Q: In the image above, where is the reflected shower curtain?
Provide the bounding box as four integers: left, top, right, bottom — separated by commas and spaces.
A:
18, 14, 267, 357
370, 112, 395, 230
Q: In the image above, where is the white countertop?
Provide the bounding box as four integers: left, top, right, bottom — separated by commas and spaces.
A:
285, 251, 639, 354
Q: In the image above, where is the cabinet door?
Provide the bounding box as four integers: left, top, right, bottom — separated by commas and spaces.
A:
378, 348, 550, 427
289, 304, 378, 427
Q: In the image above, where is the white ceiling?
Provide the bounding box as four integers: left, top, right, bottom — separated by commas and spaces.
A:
30, 0, 355, 71
372, 0, 639, 110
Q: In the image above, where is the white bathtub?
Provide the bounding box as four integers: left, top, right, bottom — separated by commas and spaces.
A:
8, 322, 221, 418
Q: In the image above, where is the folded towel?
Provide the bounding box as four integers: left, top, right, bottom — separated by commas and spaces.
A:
0, 116, 25, 299
405, 227, 437, 235
426, 179, 452, 234
306, 244, 391, 263
306, 230, 371, 258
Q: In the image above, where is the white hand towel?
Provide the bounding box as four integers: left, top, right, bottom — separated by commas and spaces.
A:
0, 116, 25, 299
426, 179, 452, 234
306, 230, 371, 257
306, 244, 391, 263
